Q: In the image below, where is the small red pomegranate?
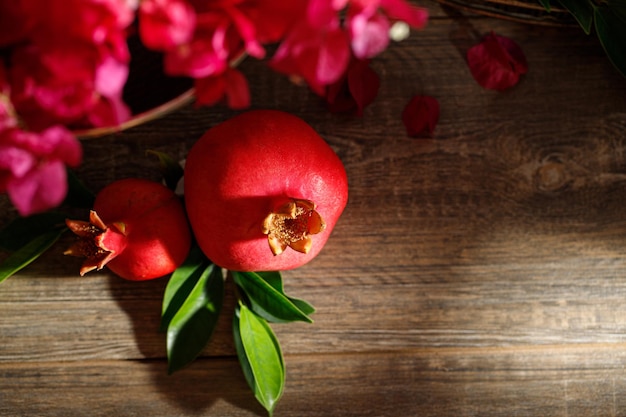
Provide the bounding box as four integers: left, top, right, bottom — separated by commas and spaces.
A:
65, 178, 191, 280
184, 110, 348, 271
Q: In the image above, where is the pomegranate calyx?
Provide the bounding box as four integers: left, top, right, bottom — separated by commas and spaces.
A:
262, 198, 326, 256
65, 210, 128, 276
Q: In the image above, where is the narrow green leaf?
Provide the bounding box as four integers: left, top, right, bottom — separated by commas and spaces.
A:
166, 263, 224, 374
161, 244, 210, 331
237, 303, 285, 416
232, 271, 313, 323
256, 271, 315, 315
557, 0, 594, 33
0, 212, 68, 251
537, 0, 551, 12
63, 169, 95, 208
0, 228, 66, 283
147, 149, 184, 191
595, 4, 626, 77
233, 305, 257, 396
609, 0, 626, 23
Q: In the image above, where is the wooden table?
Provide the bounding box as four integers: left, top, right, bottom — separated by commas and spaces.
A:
2, 2, 626, 415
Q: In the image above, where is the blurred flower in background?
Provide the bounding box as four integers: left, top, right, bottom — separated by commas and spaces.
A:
0, 0, 428, 216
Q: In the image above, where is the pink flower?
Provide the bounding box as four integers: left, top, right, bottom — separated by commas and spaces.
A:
8, 45, 95, 130
347, 9, 390, 59
145, 0, 299, 82
402, 95, 439, 137
162, 11, 234, 78
4, 0, 133, 130
270, 17, 351, 94
9, 43, 130, 130
326, 58, 380, 115
271, 0, 427, 95
139, 0, 197, 51
466, 31, 528, 91
194, 67, 250, 109
0, 126, 82, 216
346, 0, 427, 58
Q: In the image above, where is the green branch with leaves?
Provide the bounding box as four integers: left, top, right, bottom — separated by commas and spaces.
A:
0, 153, 314, 416
538, 0, 626, 77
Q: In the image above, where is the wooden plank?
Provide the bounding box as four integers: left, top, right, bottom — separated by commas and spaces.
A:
3, 254, 626, 362
2, 346, 626, 416
1, 2, 626, 416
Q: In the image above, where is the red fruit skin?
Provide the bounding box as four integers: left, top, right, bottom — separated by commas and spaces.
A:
184, 110, 348, 271
94, 178, 191, 280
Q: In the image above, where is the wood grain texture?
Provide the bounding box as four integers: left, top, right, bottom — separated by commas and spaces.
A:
2, 1, 626, 415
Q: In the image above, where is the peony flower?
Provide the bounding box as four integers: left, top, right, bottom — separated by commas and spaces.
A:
402, 95, 439, 137
0, 126, 82, 216
466, 31, 528, 91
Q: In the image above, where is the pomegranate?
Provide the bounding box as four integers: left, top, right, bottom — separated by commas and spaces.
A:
184, 109, 348, 271
65, 178, 191, 280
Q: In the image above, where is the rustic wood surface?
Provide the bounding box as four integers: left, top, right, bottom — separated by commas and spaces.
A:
2, 1, 626, 416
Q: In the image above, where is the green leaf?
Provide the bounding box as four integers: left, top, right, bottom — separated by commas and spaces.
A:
161, 244, 210, 331
233, 306, 257, 397
557, 0, 594, 33
595, 4, 626, 77
0, 228, 67, 283
234, 303, 285, 416
232, 271, 313, 323
165, 261, 224, 374
0, 212, 68, 251
147, 150, 184, 191
63, 169, 95, 208
609, 0, 626, 23
257, 271, 316, 316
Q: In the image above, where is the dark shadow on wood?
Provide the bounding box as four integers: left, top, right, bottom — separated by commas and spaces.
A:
108, 274, 265, 416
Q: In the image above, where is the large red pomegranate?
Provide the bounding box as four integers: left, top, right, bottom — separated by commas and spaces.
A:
184, 110, 348, 271
65, 178, 191, 280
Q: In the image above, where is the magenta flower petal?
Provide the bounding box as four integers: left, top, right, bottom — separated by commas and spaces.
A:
306, 0, 338, 27
225, 5, 265, 59
316, 28, 351, 84
0, 125, 82, 215
37, 126, 83, 167
7, 159, 68, 216
380, 0, 428, 28
0, 146, 36, 180
347, 59, 380, 114
224, 68, 250, 109
194, 74, 226, 107
349, 11, 390, 59
95, 55, 129, 98
327, 58, 380, 115
194, 68, 250, 110
163, 14, 231, 79
139, 0, 196, 51
402, 95, 440, 137
467, 31, 528, 91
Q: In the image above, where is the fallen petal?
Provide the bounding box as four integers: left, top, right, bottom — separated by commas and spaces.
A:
467, 31, 528, 91
401, 95, 440, 138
